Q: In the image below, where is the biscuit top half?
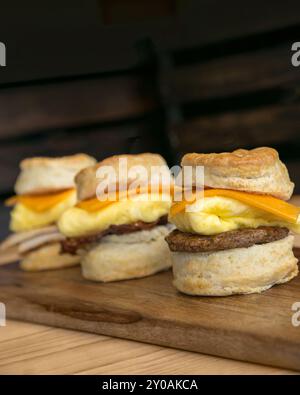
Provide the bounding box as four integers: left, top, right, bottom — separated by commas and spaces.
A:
15, 154, 97, 195
75, 153, 169, 201
181, 147, 294, 200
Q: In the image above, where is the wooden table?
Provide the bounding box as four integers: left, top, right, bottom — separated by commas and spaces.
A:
0, 320, 297, 374
1, 197, 300, 375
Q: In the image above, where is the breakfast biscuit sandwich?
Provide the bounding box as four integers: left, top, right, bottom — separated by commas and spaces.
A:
1, 154, 96, 270
165, 147, 300, 296
58, 153, 173, 282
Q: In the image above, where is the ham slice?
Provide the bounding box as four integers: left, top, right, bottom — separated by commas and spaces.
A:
0, 226, 68, 265
18, 232, 66, 254
0, 226, 58, 250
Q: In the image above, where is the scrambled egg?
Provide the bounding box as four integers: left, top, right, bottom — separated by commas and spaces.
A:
169, 196, 300, 235
10, 191, 77, 232
58, 194, 171, 237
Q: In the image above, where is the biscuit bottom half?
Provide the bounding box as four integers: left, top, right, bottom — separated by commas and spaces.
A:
21, 242, 81, 271
81, 225, 173, 282
172, 235, 298, 296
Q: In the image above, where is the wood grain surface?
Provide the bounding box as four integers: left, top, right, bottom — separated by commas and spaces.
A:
2, 1, 300, 83
173, 103, 300, 154
0, 320, 297, 374
0, 118, 166, 194
0, 75, 155, 138
0, 251, 299, 372
171, 45, 299, 103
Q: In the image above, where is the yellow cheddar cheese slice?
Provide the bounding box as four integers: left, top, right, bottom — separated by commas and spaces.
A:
76, 184, 174, 213
170, 189, 300, 224
5, 188, 75, 213
76, 198, 115, 212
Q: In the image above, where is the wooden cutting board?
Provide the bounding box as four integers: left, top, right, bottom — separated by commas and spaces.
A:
0, 251, 300, 371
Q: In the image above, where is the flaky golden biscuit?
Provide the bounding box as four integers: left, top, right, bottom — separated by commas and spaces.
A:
181, 147, 294, 200
81, 225, 172, 282
172, 235, 298, 296
75, 153, 169, 201
20, 243, 80, 271
15, 154, 96, 195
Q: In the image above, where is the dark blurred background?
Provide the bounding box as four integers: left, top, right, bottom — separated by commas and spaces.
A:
0, 0, 300, 236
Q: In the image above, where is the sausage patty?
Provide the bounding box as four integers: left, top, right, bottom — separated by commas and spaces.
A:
61, 215, 168, 254
165, 226, 289, 253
